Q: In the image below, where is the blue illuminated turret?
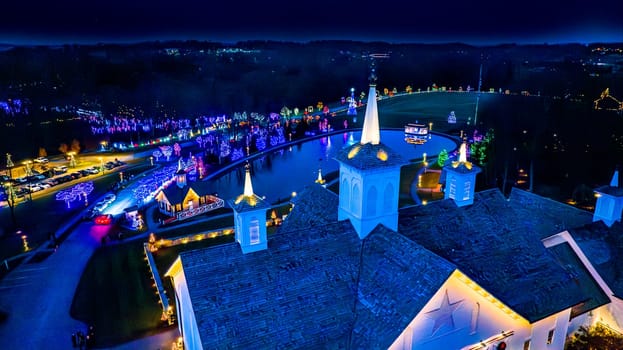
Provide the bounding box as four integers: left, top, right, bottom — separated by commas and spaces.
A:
593, 169, 623, 227
440, 143, 481, 207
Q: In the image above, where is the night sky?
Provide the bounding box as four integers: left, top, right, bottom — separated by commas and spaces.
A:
1, 0, 622, 45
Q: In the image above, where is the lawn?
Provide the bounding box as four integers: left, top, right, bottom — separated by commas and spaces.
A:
70, 240, 167, 347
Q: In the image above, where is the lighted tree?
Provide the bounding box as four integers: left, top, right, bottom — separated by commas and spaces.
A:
173, 143, 182, 157
280, 106, 291, 119
152, 149, 162, 162
70, 139, 81, 154
38, 147, 47, 158
406, 85, 413, 93
160, 145, 173, 161
469, 129, 495, 165
58, 143, 68, 154
437, 149, 449, 167
566, 324, 623, 350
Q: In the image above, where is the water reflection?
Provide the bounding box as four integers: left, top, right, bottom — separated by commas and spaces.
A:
212, 130, 456, 204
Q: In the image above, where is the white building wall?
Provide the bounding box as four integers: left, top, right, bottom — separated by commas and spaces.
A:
338, 163, 401, 238
172, 269, 204, 350
389, 272, 571, 350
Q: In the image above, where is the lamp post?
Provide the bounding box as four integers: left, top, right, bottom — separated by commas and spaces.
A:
150, 156, 154, 166
6, 153, 14, 179
67, 152, 76, 168
120, 172, 124, 183
23, 160, 33, 177
3, 182, 17, 227
98, 157, 104, 174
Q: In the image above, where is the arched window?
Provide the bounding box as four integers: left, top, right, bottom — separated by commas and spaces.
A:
383, 182, 394, 213
366, 186, 377, 216
351, 183, 361, 214
341, 177, 350, 209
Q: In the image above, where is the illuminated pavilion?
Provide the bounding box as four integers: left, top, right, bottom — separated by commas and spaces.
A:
154, 160, 223, 223
165, 79, 623, 349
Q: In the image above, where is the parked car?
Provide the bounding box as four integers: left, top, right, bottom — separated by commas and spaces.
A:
87, 167, 100, 174
34, 157, 49, 163
43, 178, 59, 186
93, 201, 108, 212
53, 166, 68, 174
14, 177, 28, 184
102, 193, 116, 204
94, 214, 113, 225
27, 184, 44, 193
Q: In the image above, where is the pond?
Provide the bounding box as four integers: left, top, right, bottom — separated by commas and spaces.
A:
211, 130, 457, 203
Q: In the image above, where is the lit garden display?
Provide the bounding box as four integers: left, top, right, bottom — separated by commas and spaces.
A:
55, 181, 94, 208
131, 156, 197, 204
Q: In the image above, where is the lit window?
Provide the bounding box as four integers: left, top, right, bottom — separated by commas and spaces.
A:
523, 339, 531, 350
463, 181, 471, 200
547, 329, 554, 345
249, 219, 260, 244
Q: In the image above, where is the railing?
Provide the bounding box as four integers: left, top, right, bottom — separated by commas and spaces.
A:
143, 243, 171, 323
176, 198, 225, 221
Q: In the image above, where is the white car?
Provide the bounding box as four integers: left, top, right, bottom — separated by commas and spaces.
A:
93, 201, 108, 212
34, 157, 49, 163
102, 193, 116, 204
27, 184, 44, 192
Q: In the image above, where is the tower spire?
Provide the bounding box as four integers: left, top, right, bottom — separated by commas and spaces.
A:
360, 65, 380, 145
243, 163, 254, 197
610, 169, 619, 187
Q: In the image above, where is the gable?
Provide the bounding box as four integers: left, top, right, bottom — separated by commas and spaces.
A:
390, 271, 529, 350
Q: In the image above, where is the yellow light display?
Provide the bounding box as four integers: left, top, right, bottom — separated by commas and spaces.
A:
376, 149, 388, 161
453, 270, 528, 324
348, 145, 361, 159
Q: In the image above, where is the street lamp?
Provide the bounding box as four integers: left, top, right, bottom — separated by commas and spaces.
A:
98, 157, 104, 174
120, 172, 124, 183
67, 152, 76, 168
22, 160, 33, 177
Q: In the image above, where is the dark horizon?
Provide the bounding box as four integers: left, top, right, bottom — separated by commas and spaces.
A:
0, 0, 621, 47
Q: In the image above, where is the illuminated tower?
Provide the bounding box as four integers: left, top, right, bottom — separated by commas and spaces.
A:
347, 87, 358, 116
593, 169, 623, 227
228, 164, 269, 253
335, 69, 407, 239
440, 143, 481, 207
175, 158, 187, 188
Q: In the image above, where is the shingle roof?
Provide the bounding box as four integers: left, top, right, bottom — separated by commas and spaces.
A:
334, 142, 407, 170
279, 184, 339, 233
351, 226, 455, 348
178, 220, 455, 349
227, 193, 271, 212
180, 220, 359, 349
398, 188, 602, 322
568, 221, 623, 300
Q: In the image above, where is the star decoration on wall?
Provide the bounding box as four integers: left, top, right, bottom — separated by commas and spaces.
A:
425, 289, 464, 335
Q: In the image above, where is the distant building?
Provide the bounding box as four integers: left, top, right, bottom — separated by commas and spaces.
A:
154, 161, 223, 223
165, 82, 623, 349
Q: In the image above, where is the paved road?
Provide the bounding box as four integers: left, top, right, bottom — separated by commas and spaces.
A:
0, 196, 179, 349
